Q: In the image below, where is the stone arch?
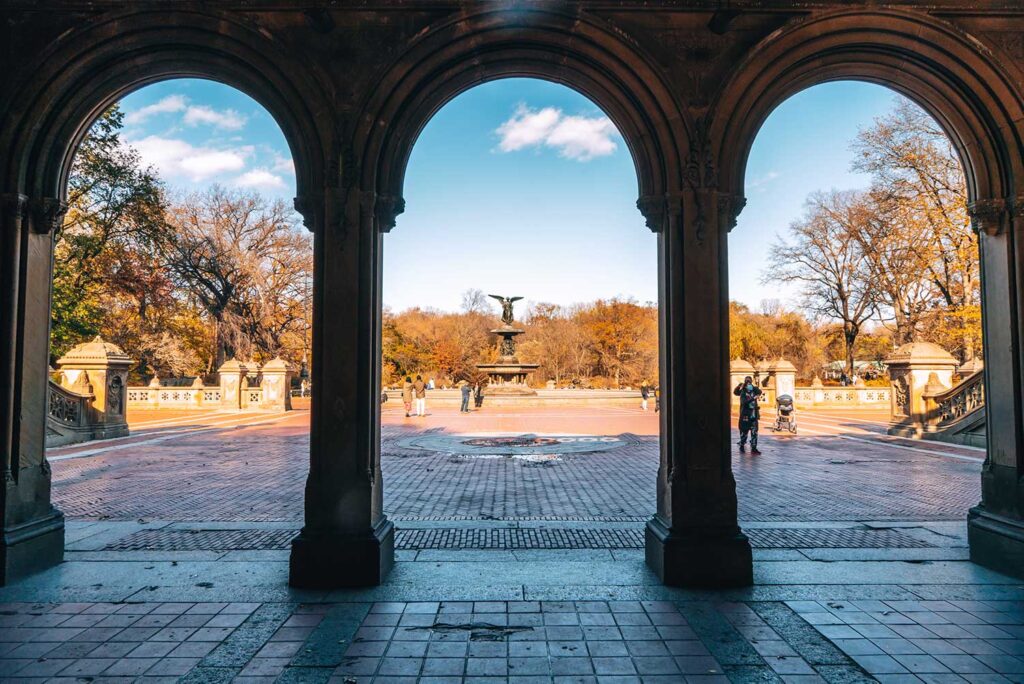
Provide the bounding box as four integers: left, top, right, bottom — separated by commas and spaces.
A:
712, 9, 1024, 205
712, 8, 1024, 578
0, 8, 331, 209
351, 6, 691, 231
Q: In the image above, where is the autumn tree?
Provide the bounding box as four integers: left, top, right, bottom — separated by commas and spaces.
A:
577, 299, 658, 387
768, 190, 878, 375
159, 188, 309, 368
852, 98, 978, 358
54, 105, 167, 359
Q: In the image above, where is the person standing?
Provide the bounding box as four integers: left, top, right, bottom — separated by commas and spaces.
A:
413, 374, 427, 416
640, 380, 650, 411
474, 382, 485, 408
460, 380, 472, 413
401, 376, 413, 418
733, 375, 762, 455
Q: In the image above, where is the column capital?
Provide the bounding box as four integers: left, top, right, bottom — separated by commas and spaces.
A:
717, 192, 746, 233
29, 197, 68, 235
968, 197, 1010, 236
375, 193, 405, 233
293, 194, 321, 232
636, 193, 683, 233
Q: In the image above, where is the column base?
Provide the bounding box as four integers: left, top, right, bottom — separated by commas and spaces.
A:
645, 517, 753, 587
968, 505, 1024, 580
1, 508, 64, 585
289, 518, 394, 588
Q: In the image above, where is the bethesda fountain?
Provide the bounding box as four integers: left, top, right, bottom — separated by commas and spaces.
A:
476, 294, 539, 396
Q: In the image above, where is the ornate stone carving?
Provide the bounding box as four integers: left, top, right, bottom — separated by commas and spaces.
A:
717, 193, 747, 233
30, 197, 68, 235
968, 198, 1009, 236
375, 193, 405, 233
293, 194, 321, 232
684, 117, 717, 192
985, 32, 1024, 61
636, 194, 666, 232
685, 118, 717, 243
893, 375, 910, 416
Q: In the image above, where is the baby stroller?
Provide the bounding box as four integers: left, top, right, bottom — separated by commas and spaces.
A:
773, 394, 797, 433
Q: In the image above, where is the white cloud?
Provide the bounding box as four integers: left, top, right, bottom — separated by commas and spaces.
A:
235, 168, 286, 189
129, 135, 252, 181
747, 171, 781, 192
183, 105, 247, 130
272, 154, 295, 175
124, 95, 188, 125
495, 104, 619, 161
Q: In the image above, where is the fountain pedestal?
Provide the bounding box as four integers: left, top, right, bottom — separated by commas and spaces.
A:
477, 326, 539, 396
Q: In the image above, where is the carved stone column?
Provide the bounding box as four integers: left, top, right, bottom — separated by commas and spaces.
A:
966, 197, 1024, 579
0, 195, 66, 585
640, 185, 753, 587
288, 186, 402, 587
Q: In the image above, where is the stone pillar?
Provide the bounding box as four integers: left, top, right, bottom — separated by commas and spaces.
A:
768, 359, 797, 398
0, 194, 66, 585
217, 358, 248, 410
53, 336, 132, 439
729, 358, 755, 406
967, 199, 1024, 579
148, 375, 161, 408
288, 186, 399, 587
885, 342, 957, 437
642, 189, 752, 587
191, 377, 205, 408
259, 357, 293, 411
811, 375, 826, 405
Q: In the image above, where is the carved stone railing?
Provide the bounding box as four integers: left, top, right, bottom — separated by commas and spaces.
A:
47, 380, 92, 430
125, 357, 292, 412
923, 370, 985, 432
127, 384, 222, 409
766, 386, 890, 407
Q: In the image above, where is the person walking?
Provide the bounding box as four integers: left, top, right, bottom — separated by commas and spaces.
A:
460, 380, 472, 413
401, 376, 413, 417
413, 374, 427, 416
640, 380, 650, 411
733, 375, 762, 455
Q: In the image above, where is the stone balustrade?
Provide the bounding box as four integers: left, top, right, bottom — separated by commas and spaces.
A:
729, 358, 890, 408
126, 357, 292, 412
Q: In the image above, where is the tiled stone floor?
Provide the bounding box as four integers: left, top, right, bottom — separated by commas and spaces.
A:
787, 599, 1024, 682
0, 599, 864, 683
6, 599, 1022, 682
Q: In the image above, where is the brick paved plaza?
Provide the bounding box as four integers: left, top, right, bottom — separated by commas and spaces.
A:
48, 405, 981, 524
2, 405, 1014, 682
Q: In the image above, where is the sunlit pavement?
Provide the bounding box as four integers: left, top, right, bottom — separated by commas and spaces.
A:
3, 406, 1018, 682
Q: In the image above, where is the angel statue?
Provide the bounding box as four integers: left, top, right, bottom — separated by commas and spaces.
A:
488, 294, 523, 326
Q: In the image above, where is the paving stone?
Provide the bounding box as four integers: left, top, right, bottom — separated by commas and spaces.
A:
50, 412, 980, 525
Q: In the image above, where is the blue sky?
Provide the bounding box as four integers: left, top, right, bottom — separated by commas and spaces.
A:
116, 78, 905, 312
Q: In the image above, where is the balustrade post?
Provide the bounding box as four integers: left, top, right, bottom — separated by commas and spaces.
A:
885, 342, 957, 437
217, 359, 248, 410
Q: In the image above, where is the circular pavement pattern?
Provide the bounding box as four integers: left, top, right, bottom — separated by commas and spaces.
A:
395, 432, 632, 459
